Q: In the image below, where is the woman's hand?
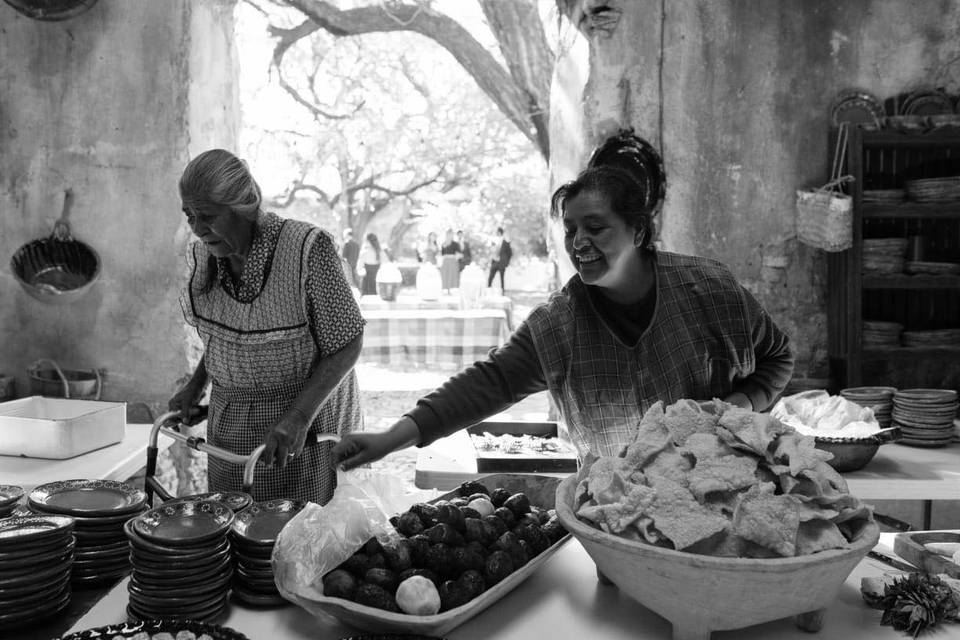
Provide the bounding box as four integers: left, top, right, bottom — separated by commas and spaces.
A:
332, 417, 422, 471
168, 382, 207, 426
263, 408, 311, 469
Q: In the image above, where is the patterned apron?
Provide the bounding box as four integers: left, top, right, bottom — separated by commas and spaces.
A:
181, 219, 359, 504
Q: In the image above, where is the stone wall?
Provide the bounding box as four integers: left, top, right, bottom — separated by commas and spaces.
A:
551, 0, 960, 379
0, 0, 239, 409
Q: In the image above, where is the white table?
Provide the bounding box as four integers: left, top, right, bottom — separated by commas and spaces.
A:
65, 533, 956, 640
415, 430, 960, 496
0, 423, 173, 493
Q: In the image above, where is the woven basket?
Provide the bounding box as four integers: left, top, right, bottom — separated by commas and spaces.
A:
796, 124, 855, 252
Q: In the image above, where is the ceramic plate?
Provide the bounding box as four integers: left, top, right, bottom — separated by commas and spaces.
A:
62, 619, 250, 640
167, 491, 253, 513
0, 515, 74, 546
29, 479, 147, 517
0, 485, 23, 508
830, 89, 885, 127
902, 89, 955, 116
231, 499, 305, 545
0, 585, 70, 627
131, 500, 234, 546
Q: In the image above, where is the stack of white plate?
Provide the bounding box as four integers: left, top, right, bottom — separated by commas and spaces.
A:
862, 238, 908, 275
862, 320, 903, 347
840, 386, 896, 428
0, 485, 23, 519
0, 515, 75, 632
892, 388, 959, 447
229, 499, 305, 607
28, 479, 147, 586
125, 499, 235, 622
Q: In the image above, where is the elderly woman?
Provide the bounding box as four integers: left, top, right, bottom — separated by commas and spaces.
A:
332, 132, 793, 469
169, 149, 364, 504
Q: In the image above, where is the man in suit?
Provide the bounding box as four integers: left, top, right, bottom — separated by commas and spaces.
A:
341, 228, 360, 287
487, 226, 512, 291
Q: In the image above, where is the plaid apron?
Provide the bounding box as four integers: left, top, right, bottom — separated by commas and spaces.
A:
181, 219, 359, 504
527, 251, 762, 458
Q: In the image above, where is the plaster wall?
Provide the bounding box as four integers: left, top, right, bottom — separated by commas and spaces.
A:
0, 0, 239, 407
551, 0, 960, 377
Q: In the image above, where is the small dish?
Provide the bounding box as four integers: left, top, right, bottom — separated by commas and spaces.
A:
831, 89, 885, 128
131, 499, 234, 546
230, 498, 305, 545
0, 485, 24, 508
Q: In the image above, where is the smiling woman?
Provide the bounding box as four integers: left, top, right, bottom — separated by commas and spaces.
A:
329, 131, 795, 472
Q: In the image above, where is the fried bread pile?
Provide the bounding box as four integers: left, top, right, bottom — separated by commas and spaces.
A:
574, 399, 874, 557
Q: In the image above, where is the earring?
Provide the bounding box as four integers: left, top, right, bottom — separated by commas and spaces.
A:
635, 230, 646, 247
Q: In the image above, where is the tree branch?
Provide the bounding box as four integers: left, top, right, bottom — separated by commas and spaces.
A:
282, 0, 547, 158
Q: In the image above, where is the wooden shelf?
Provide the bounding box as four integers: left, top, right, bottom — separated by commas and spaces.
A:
861, 128, 960, 146
863, 203, 960, 219
862, 274, 960, 289
863, 346, 960, 361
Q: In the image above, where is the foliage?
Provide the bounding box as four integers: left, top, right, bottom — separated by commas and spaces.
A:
236, 0, 554, 262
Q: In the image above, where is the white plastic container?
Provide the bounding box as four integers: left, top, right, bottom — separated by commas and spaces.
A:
0, 396, 126, 459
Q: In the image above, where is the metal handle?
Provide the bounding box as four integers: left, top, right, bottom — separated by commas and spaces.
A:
150, 410, 265, 494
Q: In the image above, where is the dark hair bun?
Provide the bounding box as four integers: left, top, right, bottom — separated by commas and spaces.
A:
588, 128, 666, 217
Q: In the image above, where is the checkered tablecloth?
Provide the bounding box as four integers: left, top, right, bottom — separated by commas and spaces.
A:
360, 308, 511, 367
359, 293, 515, 329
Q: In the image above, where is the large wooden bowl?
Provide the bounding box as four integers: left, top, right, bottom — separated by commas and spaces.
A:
555, 474, 879, 640
276, 473, 570, 636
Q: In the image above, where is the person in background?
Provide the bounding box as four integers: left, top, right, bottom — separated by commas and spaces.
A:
169, 148, 364, 504
332, 131, 794, 471
487, 226, 512, 291
439, 228, 461, 293
418, 231, 440, 265
457, 230, 473, 272
360, 232, 381, 296
341, 228, 360, 288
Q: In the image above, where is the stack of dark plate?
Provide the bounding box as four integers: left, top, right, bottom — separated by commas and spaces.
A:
904, 176, 960, 203
28, 479, 147, 586
0, 515, 75, 632
229, 499, 305, 607
862, 238, 908, 275
862, 189, 906, 204
902, 328, 960, 347
840, 386, 896, 428
862, 320, 903, 347
892, 388, 959, 447
0, 485, 24, 518
126, 499, 235, 622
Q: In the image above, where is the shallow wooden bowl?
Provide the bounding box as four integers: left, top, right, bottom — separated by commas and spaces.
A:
276, 473, 570, 636
555, 474, 879, 640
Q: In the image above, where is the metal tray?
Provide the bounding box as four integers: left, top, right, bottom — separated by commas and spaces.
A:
468, 421, 578, 474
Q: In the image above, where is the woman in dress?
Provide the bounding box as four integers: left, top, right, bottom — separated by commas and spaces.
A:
169, 149, 364, 504
360, 233, 381, 296
439, 228, 462, 293
419, 231, 440, 265
332, 131, 793, 469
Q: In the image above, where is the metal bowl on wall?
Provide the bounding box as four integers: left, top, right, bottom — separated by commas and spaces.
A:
3, 0, 98, 21
10, 189, 101, 305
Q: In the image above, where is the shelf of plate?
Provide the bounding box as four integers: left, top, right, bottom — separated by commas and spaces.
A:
862, 346, 960, 361
862, 274, 960, 289
862, 129, 960, 146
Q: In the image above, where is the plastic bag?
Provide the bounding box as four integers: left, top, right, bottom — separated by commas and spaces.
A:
272, 468, 440, 602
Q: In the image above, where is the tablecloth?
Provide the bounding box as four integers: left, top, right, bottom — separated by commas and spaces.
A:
360, 308, 510, 367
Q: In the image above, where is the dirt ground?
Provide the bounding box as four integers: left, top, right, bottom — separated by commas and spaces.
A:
358, 289, 551, 489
